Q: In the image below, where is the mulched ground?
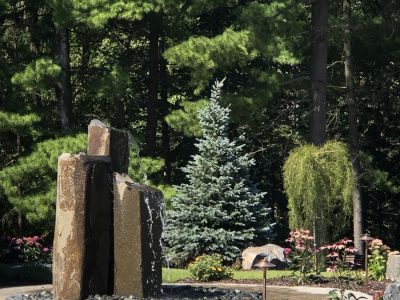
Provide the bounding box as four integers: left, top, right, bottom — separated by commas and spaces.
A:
178, 277, 388, 296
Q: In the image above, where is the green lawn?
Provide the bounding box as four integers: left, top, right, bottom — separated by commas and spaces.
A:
162, 268, 342, 283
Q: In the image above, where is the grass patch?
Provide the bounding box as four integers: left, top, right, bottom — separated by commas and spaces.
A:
162, 268, 353, 283
162, 268, 190, 282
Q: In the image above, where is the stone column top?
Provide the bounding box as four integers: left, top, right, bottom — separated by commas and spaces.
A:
114, 173, 160, 193
89, 119, 127, 133
58, 153, 111, 163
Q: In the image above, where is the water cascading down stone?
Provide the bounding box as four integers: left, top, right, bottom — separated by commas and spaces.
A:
53, 120, 163, 300
114, 173, 163, 298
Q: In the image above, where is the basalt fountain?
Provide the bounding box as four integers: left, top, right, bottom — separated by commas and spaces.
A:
53, 120, 163, 300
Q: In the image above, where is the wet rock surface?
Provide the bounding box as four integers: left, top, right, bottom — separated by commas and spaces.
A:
5, 286, 262, 300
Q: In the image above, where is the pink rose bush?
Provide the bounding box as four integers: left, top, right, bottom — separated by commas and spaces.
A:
2, 235, 52, 264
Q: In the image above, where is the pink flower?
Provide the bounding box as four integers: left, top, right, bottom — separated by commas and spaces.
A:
335, 244, 345, 250
43, 247, 49, 253
345, 247, 358, 253
15, 238, 22, 245
341, 238, 352, 244
283, 248, 292, 255
327, 252, 339, 258
371, 239, 383, 246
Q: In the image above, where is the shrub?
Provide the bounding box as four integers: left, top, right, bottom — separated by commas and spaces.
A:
188, 254, 233, 281
368, 239, 390, 281
5, 236, 51, 264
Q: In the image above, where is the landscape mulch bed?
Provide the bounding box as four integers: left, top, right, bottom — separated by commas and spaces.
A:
178, 277, 388, 296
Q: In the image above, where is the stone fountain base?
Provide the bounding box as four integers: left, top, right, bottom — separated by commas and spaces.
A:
5, 286, 262, 300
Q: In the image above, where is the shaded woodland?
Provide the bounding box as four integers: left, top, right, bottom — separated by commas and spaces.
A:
0, 0, 399, 248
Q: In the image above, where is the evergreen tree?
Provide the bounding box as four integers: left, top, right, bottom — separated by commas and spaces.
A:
165, 80, 272, 265
0, 134, 87, 225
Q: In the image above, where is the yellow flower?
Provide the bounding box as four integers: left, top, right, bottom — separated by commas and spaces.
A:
210, 267, 216, 270
217, 267, 222, 272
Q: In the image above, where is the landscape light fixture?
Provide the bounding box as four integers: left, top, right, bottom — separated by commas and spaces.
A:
360, 233, 374, 284
254, 256, 276, 300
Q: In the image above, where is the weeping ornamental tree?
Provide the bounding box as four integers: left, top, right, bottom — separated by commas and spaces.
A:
283, 141, 354, 245
165, 80, 272, 265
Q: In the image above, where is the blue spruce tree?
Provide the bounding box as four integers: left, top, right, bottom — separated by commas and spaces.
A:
165, 80, 272, 265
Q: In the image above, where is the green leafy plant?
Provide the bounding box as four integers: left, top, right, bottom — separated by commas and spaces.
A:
285, 229, 317, 284
188, 254, 233, 282
368, 239, 390, 281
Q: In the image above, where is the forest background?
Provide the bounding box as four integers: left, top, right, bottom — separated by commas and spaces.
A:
0, 0, 399, 250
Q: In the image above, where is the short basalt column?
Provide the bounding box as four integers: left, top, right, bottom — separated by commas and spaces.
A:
87, 119, 129, 173
113, 173, 163, 299
53, 154, 113, 300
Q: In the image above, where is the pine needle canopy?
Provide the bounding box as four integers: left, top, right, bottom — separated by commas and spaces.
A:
283, 141, 354, 244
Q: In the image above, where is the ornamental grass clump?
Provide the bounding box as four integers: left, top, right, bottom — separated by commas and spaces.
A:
368, 238, 390, 281
188, 254, 233, 282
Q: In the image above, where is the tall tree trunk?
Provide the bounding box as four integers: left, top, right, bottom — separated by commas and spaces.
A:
56, 27, 73, 133
343, 0, 364, 252
311, 0, 328, 146
310, 0, 328, 247
25, 1, 42, 108
160, 36, 171, 183
145, 14, 159, 157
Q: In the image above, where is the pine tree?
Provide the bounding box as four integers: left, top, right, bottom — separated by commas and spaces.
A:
165, 80, 272, 265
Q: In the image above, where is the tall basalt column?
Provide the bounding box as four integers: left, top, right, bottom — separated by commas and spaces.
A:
113, 173, 163, 299
53, 154, 86, 300
87, 119, 129, 173
53, 154, 113, 300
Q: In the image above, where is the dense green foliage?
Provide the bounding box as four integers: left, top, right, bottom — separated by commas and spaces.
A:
165, 81, 272, 264
0, 0, 399, 250
283, 141, 354, 244
0, 134, 86, 223
188, 254, 233, 282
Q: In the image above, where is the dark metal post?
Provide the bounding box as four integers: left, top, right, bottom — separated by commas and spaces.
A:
360, 233, 373, 284
255, 256, 275, 300
263, 268, 267, 300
